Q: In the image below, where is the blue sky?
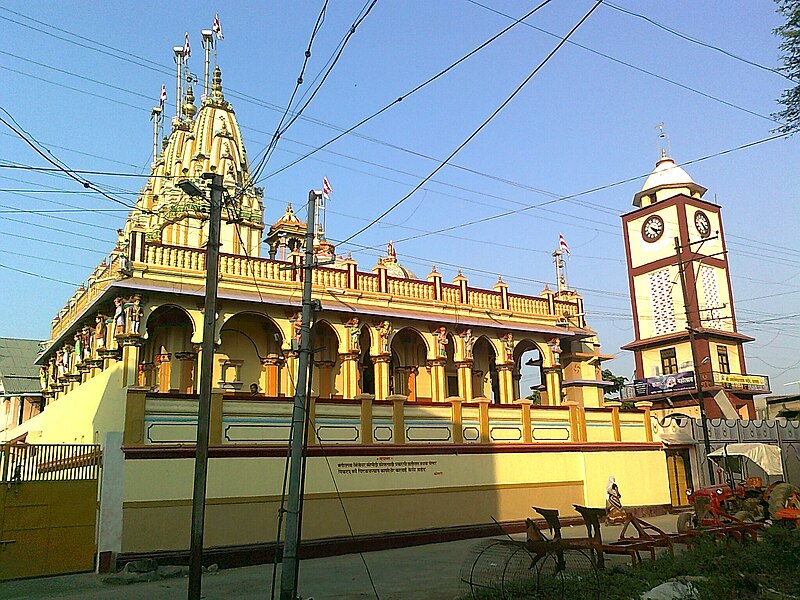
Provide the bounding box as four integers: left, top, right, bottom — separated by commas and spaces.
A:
1, 1, 798, 392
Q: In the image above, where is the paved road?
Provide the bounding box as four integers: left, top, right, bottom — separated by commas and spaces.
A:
0, 515, 680, 600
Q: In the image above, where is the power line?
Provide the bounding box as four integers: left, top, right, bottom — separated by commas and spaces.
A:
340, 0, 605, 246
0, 260, 81, 286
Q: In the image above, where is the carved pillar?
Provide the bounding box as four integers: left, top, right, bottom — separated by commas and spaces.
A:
154, 353, 172, 392
496, 364, 515, 404
316, 360, 335, 399
120, 336, 145, 389
428, 359, 446, 402
455, 362, 473, 401
340, 353, 360, 399
174, 351, 196, 393
543, 367, 562, 407
261, 354, 282, 397
373, 355, 390, 401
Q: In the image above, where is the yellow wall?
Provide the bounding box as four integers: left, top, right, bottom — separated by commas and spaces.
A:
626, 204, 680, 270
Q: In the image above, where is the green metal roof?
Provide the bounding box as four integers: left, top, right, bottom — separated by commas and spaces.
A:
0, 337, 43, 395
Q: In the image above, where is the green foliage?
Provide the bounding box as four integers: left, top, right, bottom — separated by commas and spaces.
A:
601, 368, 628, 399
525, 390, 541, 405
774, 0, 800, 133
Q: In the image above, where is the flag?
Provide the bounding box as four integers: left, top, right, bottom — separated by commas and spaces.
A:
183, 32, 191, 61
322, 176, 332, 200
213, 13, 224, 40
159, 84, 167, 107
559, 233, 570, 255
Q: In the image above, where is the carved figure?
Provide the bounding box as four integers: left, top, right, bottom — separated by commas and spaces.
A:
548, 337, 562, 365
95, 315, 106, 349
501, 332, 514, 363
39, 366, 48, 390
73, 333, 83, 365
290, 312, 302, 348
127, 295, 143, 334
344, 317, 360, 352
460, 329, 476, 360
377, 321, 393, 354
113, 297, 126, 336
606, 476, 625, 524
81, 327, 92, 361
387, 241, 396, 260
434, 327, 448, 358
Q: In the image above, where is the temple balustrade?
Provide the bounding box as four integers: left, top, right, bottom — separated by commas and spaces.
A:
122, 389, 652, 449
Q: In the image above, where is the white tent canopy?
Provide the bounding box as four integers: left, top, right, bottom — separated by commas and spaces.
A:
707, 443, 784, 476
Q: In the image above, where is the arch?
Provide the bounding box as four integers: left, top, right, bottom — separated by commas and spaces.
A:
218, 312, 284, 394
141, 302, 196, 339
390, 327, 429, 401
513, 338, 545, 403
444, 333, 458, 397
358, 327, 374, 395
472, 336, 499, 404
310, 320, 340, 399
141, 304, 195, 392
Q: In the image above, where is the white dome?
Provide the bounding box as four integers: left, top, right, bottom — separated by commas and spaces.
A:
634, 155, 706, 207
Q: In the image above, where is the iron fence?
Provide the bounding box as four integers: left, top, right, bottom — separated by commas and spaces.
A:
0, 443, 101, 482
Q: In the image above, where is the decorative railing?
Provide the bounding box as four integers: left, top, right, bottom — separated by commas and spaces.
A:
125, 390, 651, 449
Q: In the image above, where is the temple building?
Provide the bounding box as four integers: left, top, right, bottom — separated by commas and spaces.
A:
4, 56, 671, 571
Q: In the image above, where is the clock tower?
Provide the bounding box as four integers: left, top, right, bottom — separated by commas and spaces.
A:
621, 151, 769, 419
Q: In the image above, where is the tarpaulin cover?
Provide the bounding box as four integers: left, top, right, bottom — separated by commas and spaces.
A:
707, 443, 783, 476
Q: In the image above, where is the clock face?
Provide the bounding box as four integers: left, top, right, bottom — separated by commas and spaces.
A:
642, 214, 665, 242
694, 210, 711, 237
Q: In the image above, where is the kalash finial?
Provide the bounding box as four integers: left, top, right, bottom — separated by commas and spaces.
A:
182, 85, 197, 119
211, 65, 225, 101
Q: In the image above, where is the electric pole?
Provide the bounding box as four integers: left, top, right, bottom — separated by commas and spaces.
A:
280, 189, 319, 600
674, 236, 715, 484
184, 172, 223, 600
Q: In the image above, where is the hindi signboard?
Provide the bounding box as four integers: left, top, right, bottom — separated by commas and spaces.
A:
633, 371, 696, 397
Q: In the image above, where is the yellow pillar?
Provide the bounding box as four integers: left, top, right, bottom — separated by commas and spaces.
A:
496, 364, 514, 404
456, 362, 473, 401
544, 367, 562, 406
475, 396, 492, 443
373, 355, 390, 400
120, 337, 144, 389
123, 387, 147, 446
316, 360, 335, 399
428, 359, 446, 402
340, 353, 359, 399
450, 399, 463, 444
605, 400, 622, 442
635, 400, 654, 442
360, 394, 373, 445
514, 398, 533, 443
209, 390, 224, 445
392, 395, 405, 444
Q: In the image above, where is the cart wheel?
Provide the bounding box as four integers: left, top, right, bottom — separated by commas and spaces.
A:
677, 512, 694, 532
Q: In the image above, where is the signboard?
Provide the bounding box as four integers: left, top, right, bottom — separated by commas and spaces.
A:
714, 372, 770, 393
633, 371, 695, 397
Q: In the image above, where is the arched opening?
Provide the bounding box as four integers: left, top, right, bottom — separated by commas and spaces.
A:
390, 328, 428, 401
444, 333, 458, 398
310, 320, 340, 399
472, 337, 499, 404
358, 327, 374, 396
218, 313, 283, 395
141, 305, 194, 392
514, 339, 544, 404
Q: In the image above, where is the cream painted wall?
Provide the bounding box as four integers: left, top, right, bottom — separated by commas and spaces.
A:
627, 204, 680, 270
632, 266, 687, 341
683, 205, 723, 255
641, 341, 693, 377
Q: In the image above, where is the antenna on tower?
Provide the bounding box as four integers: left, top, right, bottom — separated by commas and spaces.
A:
656, 122, 672, 159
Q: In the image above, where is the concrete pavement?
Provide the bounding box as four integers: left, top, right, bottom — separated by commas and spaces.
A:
0, 514, 680, 600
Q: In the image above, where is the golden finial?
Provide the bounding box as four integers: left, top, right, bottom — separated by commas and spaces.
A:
211, 66, 224, 101
182, 85, 197, 119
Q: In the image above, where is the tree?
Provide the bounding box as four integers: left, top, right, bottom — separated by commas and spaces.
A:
602, 368, 628, 399
774, 0, 800, 133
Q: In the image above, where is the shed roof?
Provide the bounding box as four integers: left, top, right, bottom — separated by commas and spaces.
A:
0, 338, 42, 395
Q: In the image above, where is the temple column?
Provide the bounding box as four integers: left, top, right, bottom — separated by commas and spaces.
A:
456, 361, 473, 401
373, 355, 390, 400
282, 352, 298, 397
154, 353, 172, 392
543, 366, 562, 407
261, 354, 282, 397
496, 364, 515, 404
316, 360, 335, 399
340, 353, 359, 399
428, 359, 446, 402
120, 336, 144, 389
174, 351, 196, 393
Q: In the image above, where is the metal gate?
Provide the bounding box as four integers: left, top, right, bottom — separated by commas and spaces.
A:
0, 443, 101, 580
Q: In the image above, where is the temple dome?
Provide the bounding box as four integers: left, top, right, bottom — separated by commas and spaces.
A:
633, 152, 707, 208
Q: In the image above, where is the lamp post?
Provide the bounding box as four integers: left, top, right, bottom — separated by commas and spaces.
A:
179, 172, 223, 600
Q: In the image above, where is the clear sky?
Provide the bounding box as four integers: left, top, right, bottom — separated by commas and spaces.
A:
1, 1, 798, 393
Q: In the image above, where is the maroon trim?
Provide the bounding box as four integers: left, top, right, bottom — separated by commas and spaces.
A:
122, 441, 662, 460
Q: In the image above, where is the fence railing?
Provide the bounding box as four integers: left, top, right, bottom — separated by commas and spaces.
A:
0, 443, 101, 482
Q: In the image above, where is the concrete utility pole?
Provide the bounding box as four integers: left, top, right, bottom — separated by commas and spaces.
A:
183, 173, 223, 600
280, 189, 320, 600
674, 236, 715, 484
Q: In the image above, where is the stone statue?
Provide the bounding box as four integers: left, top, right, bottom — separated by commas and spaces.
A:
95, 315, 106, 349
39, 366, 48, 390
113, 297, 126, 336
548, 337, 562, 365
345, 317, 360, 352
501, 332, 514, 363
81, 327, 92, 361
377, 321, 393, 354
460, 329, 476, 360
290, 312, 302, 348
434, 327, 448, 358
73, 333, 83, 365
127, 295, 143, 335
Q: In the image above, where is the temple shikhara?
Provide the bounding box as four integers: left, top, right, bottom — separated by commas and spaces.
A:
6, 55, 671, 570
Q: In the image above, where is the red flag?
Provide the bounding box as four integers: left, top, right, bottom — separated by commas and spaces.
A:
159, 84, 167, 107
322, 176, 332, 200
213, 14, 224, 40
559, 233, 570, 255
183, 32, 191, 61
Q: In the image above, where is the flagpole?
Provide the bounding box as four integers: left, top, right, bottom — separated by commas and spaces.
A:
151, 106, 162, 166
201, 30, 213, 98
173, 46, 184, 123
